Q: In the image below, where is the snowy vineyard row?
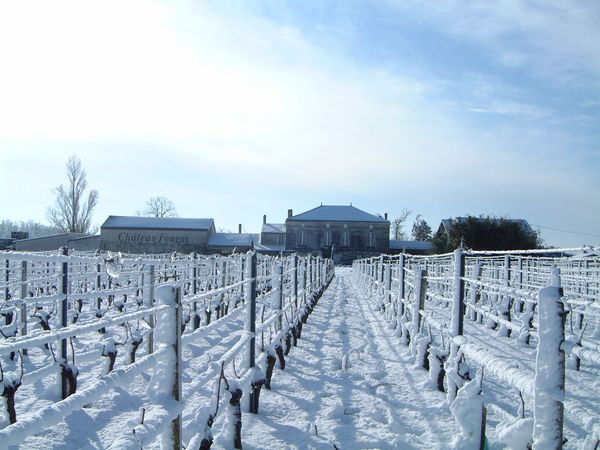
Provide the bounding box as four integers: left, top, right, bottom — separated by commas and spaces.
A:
353, 248, 600, 450
0, 249, 334, 448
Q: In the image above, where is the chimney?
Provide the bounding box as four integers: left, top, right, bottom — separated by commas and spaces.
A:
384, 213, 388, 220
263, 214, 267, 224
288, 209, 293, 218
238, 224, 242, 234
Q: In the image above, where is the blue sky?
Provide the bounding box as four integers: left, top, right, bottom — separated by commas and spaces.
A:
1, 0, 599, 247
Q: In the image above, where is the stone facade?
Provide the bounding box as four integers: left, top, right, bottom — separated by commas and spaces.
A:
284, 205, 390, 264
260, 221, 286, 246
100, 216, 215, 254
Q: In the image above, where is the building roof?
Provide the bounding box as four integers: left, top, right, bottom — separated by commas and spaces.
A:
261, 223, 286, 233
439, 217, 534, 235
68, 234, 101, 242
288, 205, 388, 223
390, 240, 434, 251
101, 216, 214, 230
207, 233, 254, 248
12, 232, 86, 243
254, 243, 286, 253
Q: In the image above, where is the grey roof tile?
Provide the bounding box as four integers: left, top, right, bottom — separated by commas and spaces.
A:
288, 205, 388, 223
102, 216, 214, 230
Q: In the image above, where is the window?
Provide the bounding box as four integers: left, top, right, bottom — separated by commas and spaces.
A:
325, 224, 331, 246
297, 225, 305, 246
342, 224, 349, 246
368, 225, 374, 247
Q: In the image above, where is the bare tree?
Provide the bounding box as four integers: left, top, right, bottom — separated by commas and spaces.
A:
47, 155, 99, 234
140, 197, 177, 218
391, 208, 412, 240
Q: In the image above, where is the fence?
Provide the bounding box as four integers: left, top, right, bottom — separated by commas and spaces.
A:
353, 248, 600, 449
0, 249, 334, 448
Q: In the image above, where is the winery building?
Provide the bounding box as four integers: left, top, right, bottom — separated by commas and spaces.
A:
5, 206, 431, 262
100, 216, 253, 255
283, 205, 390, 264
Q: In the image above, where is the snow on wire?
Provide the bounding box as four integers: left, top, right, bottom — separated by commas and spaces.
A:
353, 248, 600, 449
0, 249, 334, 449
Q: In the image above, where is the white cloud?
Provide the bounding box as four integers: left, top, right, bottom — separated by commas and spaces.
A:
386, 0, 600, 84
0, 0, 598, 247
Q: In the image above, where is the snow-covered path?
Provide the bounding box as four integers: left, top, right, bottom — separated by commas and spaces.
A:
242, 268, 459, 449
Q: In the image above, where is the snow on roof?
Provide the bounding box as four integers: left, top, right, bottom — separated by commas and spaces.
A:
262, 223, 286, 233
390, 240, 434, 251
12, 232, 86, 242
288, 205, 388, 223
207, 233, 254, 248
101, 216, 214, 230
67, 235, 101, 242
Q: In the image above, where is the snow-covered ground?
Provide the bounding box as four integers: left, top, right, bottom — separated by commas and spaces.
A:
7, 267, 458, 449
242, 267, 458, 449
5, 266, 598, 448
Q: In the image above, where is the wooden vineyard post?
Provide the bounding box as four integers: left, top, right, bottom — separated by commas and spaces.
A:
221, 259, 227, 317
517, 256, 523, 288
308, 257, 313, 297
451, 248, 466, 337
292, 255, 298, 309
411, 269, 427, 345
533, 268, 565, 450
60, 247, 69, 400
385, 260, 392, 306
240, 255, 245, 303
4, 259, 8, 305
499, 255, 512, 337
316, 256, 321, 289
144, 265, 156, 354
192, 252, 200, 330
379, 255, 385, 291
96, 263, 102, 317
171, 286, 183, 450
246, 252, 258, 413
312, 255, 315, 289
479, 406, 487, 450
277, 264, 283, 332
469, 262, 482, 322
303, 257, 308, 305
20, 260, 28, 355
398, 254, 406, 317
312, 256, 316, 293
154, 284, 183, 450
317, 256, 321, 289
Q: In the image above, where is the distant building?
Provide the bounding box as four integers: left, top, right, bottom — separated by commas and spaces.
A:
3, 206, 435, 260
99, 215, 255, 255
284, 205, 390, 264
68, 234, 102, 251
12, 233, 87, 251
207, 232, 254, 255
0, 238, 15, 250
255, 214, 286, 255
100, 216, 216, 254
